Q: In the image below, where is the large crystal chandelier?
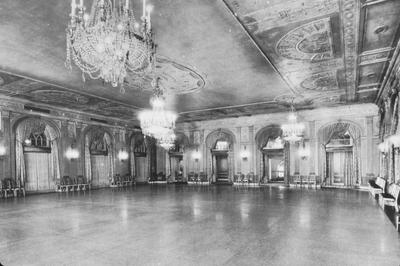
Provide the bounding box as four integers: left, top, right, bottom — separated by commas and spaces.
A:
158, 130, 176, 150
138, 77, 177, 148
65, 0, 154, 92
282, 105, 304, 143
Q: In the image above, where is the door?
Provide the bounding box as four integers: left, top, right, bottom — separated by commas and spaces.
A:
24, 152, 52, 191
327, 151, 353, 186
91, 155, 110, 187
216, 154, 228, 181
263, 150, 284, 182
135, 157, 147, 182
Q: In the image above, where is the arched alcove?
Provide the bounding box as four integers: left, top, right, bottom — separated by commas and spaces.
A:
205, 128, 236, 183
255, 125, 290, 184
130, 133, 149, 182
167, 132, 189, 182
318, 121, 362, 187
13, 117, 61, 192
83, 126, 114, 187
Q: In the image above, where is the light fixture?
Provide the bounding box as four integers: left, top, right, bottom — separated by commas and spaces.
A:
118, 150, 129, 161
65, 146, 80, 160
240, 145, 249, 160
0, 145, 6, 157
158, 130, 176, 150
282, 104, 304, 143
65, 0, 155, 92
24, 139, 32, 146
138, 77, 177, 141
192, 148, 201, 162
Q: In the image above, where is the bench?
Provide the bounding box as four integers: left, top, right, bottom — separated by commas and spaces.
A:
379, 183, 400, 212
369, 177, 386, 197
1, 178, 25, 198
110, 174, 134, 187
56, 175, 90, 192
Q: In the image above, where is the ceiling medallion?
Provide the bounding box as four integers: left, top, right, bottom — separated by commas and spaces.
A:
138, 77, 177, 150
281, 103, 304, 143
65, 0, 155, 93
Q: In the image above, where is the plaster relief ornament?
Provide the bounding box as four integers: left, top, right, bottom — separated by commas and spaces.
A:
276, 18, 334, 61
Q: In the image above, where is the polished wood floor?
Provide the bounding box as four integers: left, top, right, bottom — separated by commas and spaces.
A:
0, 185, 399, 266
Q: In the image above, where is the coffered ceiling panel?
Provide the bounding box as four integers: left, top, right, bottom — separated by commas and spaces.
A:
0, 0, 399, 122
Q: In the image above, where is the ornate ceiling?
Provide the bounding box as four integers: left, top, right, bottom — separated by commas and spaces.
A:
0, 0, 399, 123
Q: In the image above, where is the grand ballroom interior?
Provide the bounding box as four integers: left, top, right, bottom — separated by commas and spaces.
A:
0, 0, 400, 265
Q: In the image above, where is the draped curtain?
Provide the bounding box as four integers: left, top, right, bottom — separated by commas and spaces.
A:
84, 134, 92, 182
319, 122, 361, 187
16, 120, 60, 186
344, 151, 353, 186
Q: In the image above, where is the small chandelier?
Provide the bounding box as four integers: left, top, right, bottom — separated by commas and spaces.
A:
65, 0, 154, 92
158, 130, 176, 150
138, 77, 177, 142
282, 105, 304, 143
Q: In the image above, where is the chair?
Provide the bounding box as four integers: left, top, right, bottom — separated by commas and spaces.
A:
292, 174, 301, 187
308, 174, 317, 188
188, 172, 195, 182
380, 183, 400, 212
199, 172, 207, 182
369, 177, 386, 197
240, 173, 246, 185
2, 178, 15, 198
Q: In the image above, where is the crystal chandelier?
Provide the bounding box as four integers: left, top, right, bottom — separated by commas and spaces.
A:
282, 105, 304, 143
158, 130, 176, 150
65, 0, 154, 92
138, 77, 177, 144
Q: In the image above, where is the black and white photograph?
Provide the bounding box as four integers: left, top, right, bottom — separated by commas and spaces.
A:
0, 0, 399, 265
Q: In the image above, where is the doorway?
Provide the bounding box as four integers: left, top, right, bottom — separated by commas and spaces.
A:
170, 155, 184, 182
24, 152, 53, 191
215, 153, 229, 182
263, 150, 285, 182
326, 150, 353, 186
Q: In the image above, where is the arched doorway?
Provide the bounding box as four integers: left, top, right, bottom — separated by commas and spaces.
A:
130, 133, 148, 183
84, 127, 114, 188
318, 121, 362, 188
206, 129, 236, 184
167, 132, 189, 183
14, 117, 61, 192
255, 125, 290, 184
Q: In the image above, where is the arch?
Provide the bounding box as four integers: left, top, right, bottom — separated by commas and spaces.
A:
83, 126, 114, 187
317, 121, 362, 187
255, 124, 282, 150
12, 115, 61, 140
167, 132, 190, 182
254, 124, 289, 184
205, 128, 236, 149
205, 128, 236, 183
13, 116, 61, 191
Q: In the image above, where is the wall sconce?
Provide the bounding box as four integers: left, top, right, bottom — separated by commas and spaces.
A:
0, 145, 6, 158
240, 145, 249, 161
118, 150, 129, 161
24, 138, 32, 146
192, 148, 201, 162
65, 146, 79, 160
298, 141, 310, 160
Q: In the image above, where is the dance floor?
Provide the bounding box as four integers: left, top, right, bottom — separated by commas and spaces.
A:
0, 185, 399, 265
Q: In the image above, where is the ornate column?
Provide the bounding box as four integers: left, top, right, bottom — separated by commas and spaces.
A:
308, 121, 316, 175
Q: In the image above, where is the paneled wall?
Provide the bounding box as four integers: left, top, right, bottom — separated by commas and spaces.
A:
177, 103, 379, 187
0, 106, 166, 190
